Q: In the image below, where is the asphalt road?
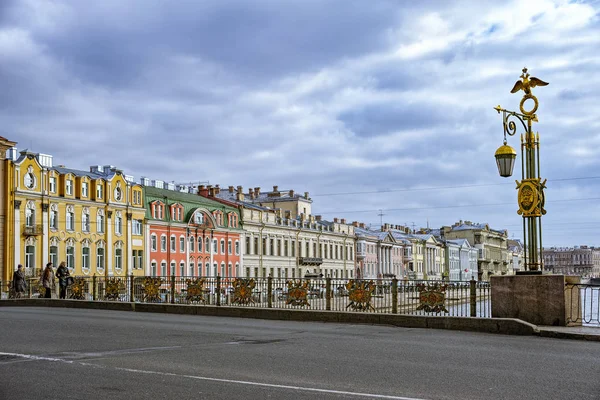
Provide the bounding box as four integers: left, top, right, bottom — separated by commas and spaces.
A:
0, 307, 599, 400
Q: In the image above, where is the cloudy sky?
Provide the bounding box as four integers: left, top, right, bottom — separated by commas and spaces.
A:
1, 0, 599, 246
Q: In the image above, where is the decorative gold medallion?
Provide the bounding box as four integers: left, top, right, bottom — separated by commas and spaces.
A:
231, 278, 256, 305
415, 282, 448, 313
345, 280, 376, 312
141, 277, 162, 303
69, 278, 86, 300
286, 280, 310, 307
516, 178, 546, 217
185, 278, 207, 303
105, 278, 123, 301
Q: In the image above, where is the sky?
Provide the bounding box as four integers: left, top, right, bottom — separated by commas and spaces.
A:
1, 0, 599, 247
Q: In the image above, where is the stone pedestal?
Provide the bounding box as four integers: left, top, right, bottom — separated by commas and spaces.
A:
491, 274, 581, 327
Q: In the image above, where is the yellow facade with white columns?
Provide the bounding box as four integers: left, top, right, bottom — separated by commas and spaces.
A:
2, 147, 146, 282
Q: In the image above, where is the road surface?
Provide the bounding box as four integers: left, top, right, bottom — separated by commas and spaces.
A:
0, 307, 599, 399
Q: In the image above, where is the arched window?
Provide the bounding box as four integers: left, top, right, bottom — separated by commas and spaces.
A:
228, 240, 232, 255
81, 239, 91, 274
96, 209, 105, 233
205, 237, 210, 253
205, 262, 210, 277
189, 260, 194, 276
220, 239, 225, 254
197, 261, 202, 277
115, 211, 123, 235
114, 241, 123, 273
161, 235, 167, 252
235, 240, 240, 255
189, 236, 195, 252
213, 262, 218, 277
50, 204, 59, 230
66, 238, 75, 273
82, 207, 90, 232
25, 201, 35, 227
228, 262, 232, 278
151, 234, 157, 251
96, 240, 105, 272
151, 261, 157, 277
49, 237, 59, 267
180, 261, 185, 277
198, 237, 203, 253
235, 263, 240, 277
25, 237, 36, 273
170, 261, 176, 276
161, 261, 167, 276
220, 262, 225, 277
66, 205, 75, 231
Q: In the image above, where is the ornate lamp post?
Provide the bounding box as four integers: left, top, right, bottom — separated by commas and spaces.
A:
494, 68, 548, 273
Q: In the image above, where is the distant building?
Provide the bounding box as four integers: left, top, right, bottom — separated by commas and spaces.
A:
354, 224, 407, 279
542, 246, 600, 278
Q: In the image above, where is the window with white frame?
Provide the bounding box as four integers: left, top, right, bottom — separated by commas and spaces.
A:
25, 202, 35, 227
66, 205, 75, 231
228, 240, 232, 255
66, 244, 75, 271
189, 237, 195, 252
50, 204, 58, 230
133, 220, 142, 235
96, 183, 103, 199
180, 262, 185, 277
82, 182, 88, 197
179, 236, 185, 252
198, 237, 203, 253
115, 212, 122, 235
96, 241, 105, 271
161, 262, 167, 276
220, 262, 225, 277
82, 244, 90, 272
213, 239, 218, 253
49, 242, 58, 267
114, 242, 123, 272
170, 236, 176, 252
206, 237, 210, 253
97, 210, 105, 233
206, 262, 210, 276
189, 262, 194, 276
153, 202, 163, 219
220, 239, 225, 254
151, 262, 157, 276
194, 212, 203, 225
151, 234, 157, 251
170, 261, 176, 276
66, 179, 73, 195
49, 177, 57, 193
228, 262, 232, 277
161, 235, 167, 252
235, 240, 240, 255
197, 262, 202, 276
82, 208, 90, 232
25, 244, 35, 271
213, 262, 218, 277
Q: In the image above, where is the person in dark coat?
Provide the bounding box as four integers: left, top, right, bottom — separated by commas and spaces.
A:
40, 263, 54, 299
56, 261, 70, 300
12, 264, 27, 298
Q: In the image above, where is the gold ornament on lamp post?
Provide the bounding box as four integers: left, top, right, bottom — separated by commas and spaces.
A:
494, 68, 548, 273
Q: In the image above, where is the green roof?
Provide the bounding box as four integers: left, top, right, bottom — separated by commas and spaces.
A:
143, 186, 241, 229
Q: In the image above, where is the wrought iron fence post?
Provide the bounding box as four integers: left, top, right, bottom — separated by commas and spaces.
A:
325, 277, 331, 311
470, 277, 477, 317
216, 276, 221, 306
392, 278, 398, 314
28, 278, 33, 298
129, 274, 134, 302
267, 276, 273, 308
92, 276, 97, 301
170, 275, 175, 304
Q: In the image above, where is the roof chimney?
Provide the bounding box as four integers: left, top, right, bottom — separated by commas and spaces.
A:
315, 215, 322, 221
254, 187, 260, 196
341, 219, 346, 224
352, 221, 359, 227
304, 191, 309, 199
228, 186, 235, 193
333, 218, 339, 223
289, 190, 294, 197
198, 185, 209, 197
359, 223, 365, 229
215, 184, 220, 195
273, 185, 278, 192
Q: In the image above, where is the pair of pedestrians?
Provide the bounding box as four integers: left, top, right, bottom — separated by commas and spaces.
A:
38, 262, 71, 299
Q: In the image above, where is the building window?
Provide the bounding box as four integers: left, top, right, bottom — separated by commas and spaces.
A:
213, 262, 218, 277
49, 177, 57, 193
50, 245, 58, 267
189, 237, 195, 252
235, 240, 240, 255
82, 209, 90, 232
115, 248, 123, 272
50, 205, 58, 229
189, 262, 195, 277
66, 206, 75, 231
205, 262, 210, 277
220, 239, 225, 254
170, 261, 176, 276
96, 184, 103, 199
170, 236, 176, 252
228, 263, 232, 277
197, 262, 202, 276
180, 237, 185, 253
97, 210, 105, 233
151, 262, 157, 276
133, 250, 143, 270
25, 245, 35, 270
228, 240, 232, 255
25, 206, 35, 227
151, 234, 157, 251
194, 212, 203, 224
180, 262, 185, 277
198, 237, 203, 253
246, 237, 251, 255
221, 262, 225, 277
161, 262, 167, 276
82, 246, 90, 271
66, 179, 73, 195
97, 246, 105, 271
82, 182, 88, 197
161, 235, 167, 252
67, 245, 75, 271
115, 212, 122, 235
284, 240, 288, 257
133, 220, 142, 235
213, 239, 218, 253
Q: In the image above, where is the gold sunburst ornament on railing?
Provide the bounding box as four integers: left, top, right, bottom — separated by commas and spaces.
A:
415, 282, 448, 313
231, 278, 256, 305
185, 278, 207, 303
286, 280, 310, 307
346, 280, 376, 311
69, 278, 86, 300
105, 278, 123, 301
141, 277, 162, 303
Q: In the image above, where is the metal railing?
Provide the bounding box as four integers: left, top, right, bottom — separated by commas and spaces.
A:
565, 283, 600, 326
0, 276, 491, 318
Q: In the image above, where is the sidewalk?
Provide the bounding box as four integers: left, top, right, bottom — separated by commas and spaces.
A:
536, 325, 600, 341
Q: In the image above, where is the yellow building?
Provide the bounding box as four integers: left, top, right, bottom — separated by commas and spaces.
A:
2, 144, 146, 282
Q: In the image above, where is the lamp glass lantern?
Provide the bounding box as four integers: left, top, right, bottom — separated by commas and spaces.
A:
495, 142, 517, 177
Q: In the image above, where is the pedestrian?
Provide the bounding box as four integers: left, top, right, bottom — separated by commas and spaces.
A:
40, 262, 54, 299
55, 261, 70, 300
12, 264, 27, 298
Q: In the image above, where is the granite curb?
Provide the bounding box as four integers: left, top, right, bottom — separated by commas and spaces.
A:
0, 298, 587, 339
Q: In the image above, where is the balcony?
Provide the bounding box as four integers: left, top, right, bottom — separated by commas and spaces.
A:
23, 224, 43, 236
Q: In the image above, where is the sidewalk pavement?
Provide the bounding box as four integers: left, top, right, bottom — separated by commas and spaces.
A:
536, 325, 600, 341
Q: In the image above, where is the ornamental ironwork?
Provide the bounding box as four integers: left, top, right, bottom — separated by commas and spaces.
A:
286, 280, 310, 307
69, 278, 86, 300
141, 278, 162, 303
346, 280, 376, 312
105, 278, 123, 301
517, 178, 546, 217
415, 282, 448, 313
231, 278, 256, 305
185, 278, 207, 303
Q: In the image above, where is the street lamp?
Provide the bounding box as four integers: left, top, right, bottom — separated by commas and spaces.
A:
494, 68, 548, 273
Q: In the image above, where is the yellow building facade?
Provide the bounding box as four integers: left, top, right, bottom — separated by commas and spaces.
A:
2, 146, 146, 282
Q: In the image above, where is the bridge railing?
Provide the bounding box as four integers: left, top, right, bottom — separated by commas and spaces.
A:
565, 283, 600, 327
1, 276, 491, 318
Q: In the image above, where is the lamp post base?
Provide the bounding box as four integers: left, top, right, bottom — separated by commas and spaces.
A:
516, 270, 543, 275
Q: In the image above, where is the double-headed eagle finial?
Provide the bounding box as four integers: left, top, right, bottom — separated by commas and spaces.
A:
510, 67, 549, 95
